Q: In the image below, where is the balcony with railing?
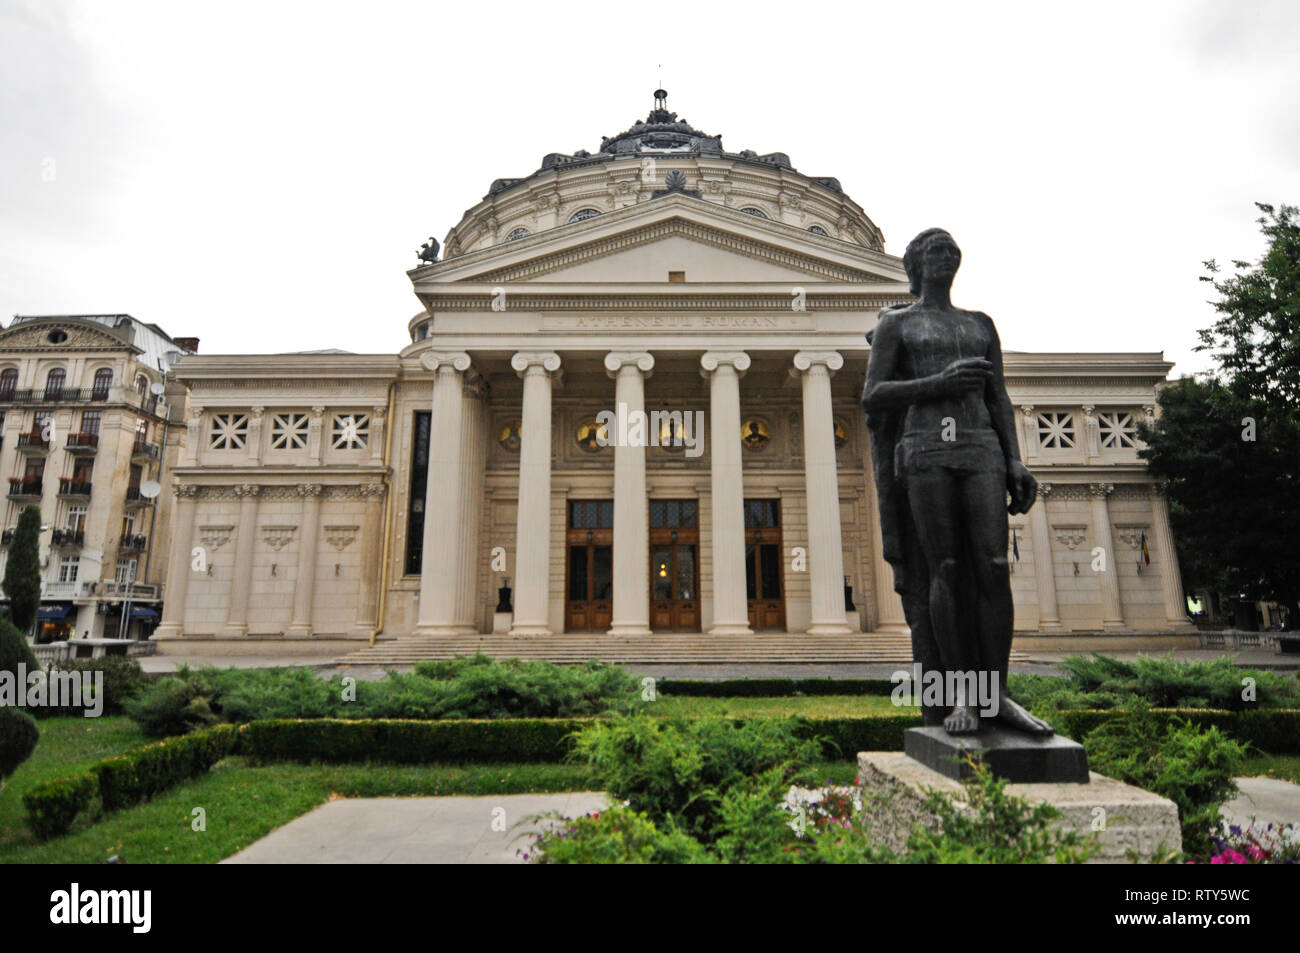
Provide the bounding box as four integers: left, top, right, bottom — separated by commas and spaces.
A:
7, 477, 42, 499
130, 439, 160, 462
65, 432, 99, 453
16, 431, 50, 453
42, 580, 97, 600
119, 534, 147, 553
51, 528, 85, 547
101, 580, 159, 599
57, 477, 92, 498
0, 387, 100, 405
124, 486, 148, 507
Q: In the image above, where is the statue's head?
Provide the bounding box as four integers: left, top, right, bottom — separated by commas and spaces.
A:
903, 228, 961, 296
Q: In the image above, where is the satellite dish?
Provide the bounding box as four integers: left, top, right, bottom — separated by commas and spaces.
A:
150, 382, 165, 396
139, 481, 162, 499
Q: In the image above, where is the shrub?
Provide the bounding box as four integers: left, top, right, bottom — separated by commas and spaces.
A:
569, 716, 823, 842
123, 669, 223, 737
0, 618, 37, 680
1014, 654, 1300, 711
0, 706, 39, 783
656, 678, 900, 698
92, 724, 237, 811
22, 772, 97, 840
525, 808, 714, 864
1082, 704, 1246, 858
38, 657, 147, 718
410, 655, 644, 719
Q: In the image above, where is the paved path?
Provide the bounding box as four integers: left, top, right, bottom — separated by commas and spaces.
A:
222, 793, 607, 864
1223, 778, 1300, 838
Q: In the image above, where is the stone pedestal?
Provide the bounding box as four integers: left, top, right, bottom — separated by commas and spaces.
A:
857, 752, 1182, 863
904, 725, 1090, 783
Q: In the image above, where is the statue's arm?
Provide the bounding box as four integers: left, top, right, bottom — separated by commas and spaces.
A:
979, 313, 1023, 463
862, 311, 951, 411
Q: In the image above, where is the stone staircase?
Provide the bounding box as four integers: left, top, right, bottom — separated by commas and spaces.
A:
334, 632, 1028, 666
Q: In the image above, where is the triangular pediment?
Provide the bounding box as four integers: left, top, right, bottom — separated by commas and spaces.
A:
412, 195, 908, 288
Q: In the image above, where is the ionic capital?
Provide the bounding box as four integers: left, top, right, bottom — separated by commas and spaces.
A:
511, 351, 562, 378
421, 350, 472, 373
604, 351, 655, 379
790, 350, 843, 377
699, 351, 751, 379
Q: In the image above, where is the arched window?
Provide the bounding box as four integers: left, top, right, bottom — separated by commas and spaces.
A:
92, 368, 112, 400
808, 225, 829, 236
739, 207, 768, 219
504, 227, 530, 242
0, 368, 16, 399
135, 374, 148, 397
568, 208, 601, 224
44, 368, 65, 399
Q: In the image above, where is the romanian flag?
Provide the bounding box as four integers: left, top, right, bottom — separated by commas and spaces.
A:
1140, 530, 1150, 565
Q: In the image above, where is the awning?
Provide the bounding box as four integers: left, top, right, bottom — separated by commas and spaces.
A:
36, 604, 73, 620
129, 607, 160, 620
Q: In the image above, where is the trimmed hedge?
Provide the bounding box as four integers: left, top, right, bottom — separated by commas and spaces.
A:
94, 724, 238, 811
0, 706, 40, 780
1048, 708, 1300, 755
240, 717, 592, 765
22, 772, 97, 840
22, 724, 238, 839
658, 678, 901, 698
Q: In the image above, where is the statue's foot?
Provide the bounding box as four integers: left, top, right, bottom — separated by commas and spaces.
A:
943, 704, 980, 734
994, 691, 1054, 736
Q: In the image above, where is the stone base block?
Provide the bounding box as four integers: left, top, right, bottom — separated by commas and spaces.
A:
904, 725, 1090, 783
857, 751, 1182, 863
492, 612, 512, 634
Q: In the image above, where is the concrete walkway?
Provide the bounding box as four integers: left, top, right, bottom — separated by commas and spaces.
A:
1222, 777, 1300, 838
222, 792, 607, 864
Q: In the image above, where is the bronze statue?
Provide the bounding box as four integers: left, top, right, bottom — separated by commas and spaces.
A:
417, 237, 440, 264
863, 228, 1052, 736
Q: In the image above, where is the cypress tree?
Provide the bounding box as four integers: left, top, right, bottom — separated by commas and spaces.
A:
3, 505, 43, 636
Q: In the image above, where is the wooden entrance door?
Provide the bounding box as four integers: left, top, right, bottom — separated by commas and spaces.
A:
744, 499, 786, 630
565, 500, 613, 631
649, 499, 699, 631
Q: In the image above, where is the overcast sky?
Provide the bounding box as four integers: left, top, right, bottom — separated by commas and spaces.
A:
2, 0, 1296, 375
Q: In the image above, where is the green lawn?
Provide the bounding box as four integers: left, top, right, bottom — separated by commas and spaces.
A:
1241, 753, 1300, 785
0, 713, 857, 863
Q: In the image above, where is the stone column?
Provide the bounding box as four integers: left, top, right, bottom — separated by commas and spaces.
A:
219, 483, 260, 637
865, 471, 909, 634
1150, 486, 1191, 626
354, 483, 387, 635
1019, 405, 1039, 463
416, 351, 474, 636
605, 351, 655, 636
792, 351, 853, 635
248, 407, 265, 465
286, 483, 323, 638
1089, 482, 1126, 629
510, 351, 562, 635
700, 351, 753, 636
1029, 482, 1062, 629
153, 484, 199, 640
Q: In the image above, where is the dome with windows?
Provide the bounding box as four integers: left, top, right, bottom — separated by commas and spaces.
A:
433, 90, 885, 259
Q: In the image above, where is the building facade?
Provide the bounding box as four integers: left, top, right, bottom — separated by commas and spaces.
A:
154, 93, 1192, 655
0, 314, 193, 641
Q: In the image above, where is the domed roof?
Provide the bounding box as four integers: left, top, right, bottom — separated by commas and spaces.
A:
486, 90, 843, 199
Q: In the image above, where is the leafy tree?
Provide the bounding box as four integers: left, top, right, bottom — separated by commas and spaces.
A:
1197, 203, 1300, 405
1140, 203, 1300, 625
2, 505, 42, 635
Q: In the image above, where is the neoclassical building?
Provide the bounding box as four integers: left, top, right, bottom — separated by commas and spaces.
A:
153, 92, 1192, 656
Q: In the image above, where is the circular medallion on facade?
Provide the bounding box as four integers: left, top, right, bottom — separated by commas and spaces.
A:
497, 418, 522, 452
833, 418, 849, 450
741, 417, 771, 451
575, 419, 609, 452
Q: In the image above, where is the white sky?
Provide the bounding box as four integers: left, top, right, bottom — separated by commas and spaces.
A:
2, 0, 1297, 375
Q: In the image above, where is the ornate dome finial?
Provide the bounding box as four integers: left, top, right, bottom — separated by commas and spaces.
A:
648, 88, 675, 124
